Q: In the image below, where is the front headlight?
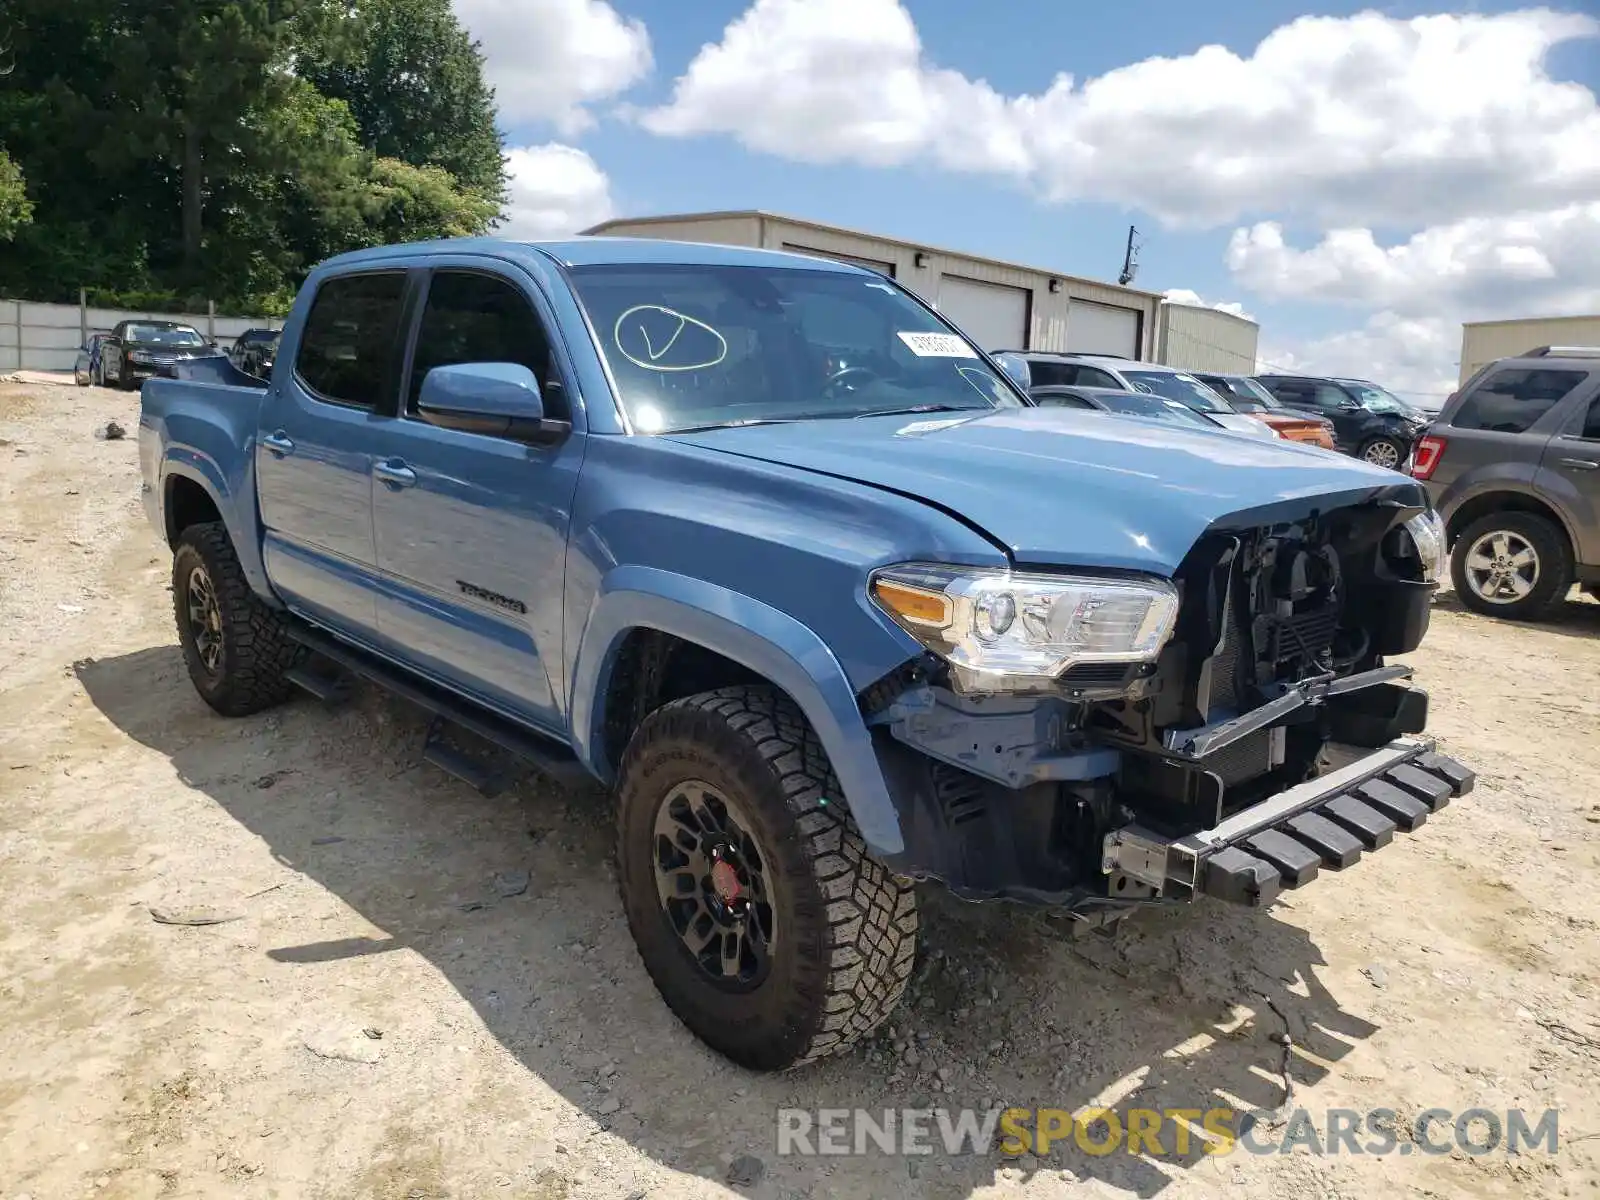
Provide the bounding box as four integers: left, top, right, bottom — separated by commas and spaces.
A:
128, 350, 154, 364
1404, 510, 1445, 583
869, 563, 1179, 693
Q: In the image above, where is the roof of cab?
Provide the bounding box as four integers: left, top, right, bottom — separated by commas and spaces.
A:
316, 235, 874, 274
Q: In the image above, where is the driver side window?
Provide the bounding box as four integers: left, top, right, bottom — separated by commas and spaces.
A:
407, 270, 566, 421
1310, 384, 1351, 410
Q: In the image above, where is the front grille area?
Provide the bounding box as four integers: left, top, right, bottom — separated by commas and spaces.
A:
1203, 728, 1276, 786
1259, 605, 1339, 674
1060, 662, 1137, 689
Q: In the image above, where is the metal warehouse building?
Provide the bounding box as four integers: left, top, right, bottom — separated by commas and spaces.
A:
1155, 301, 1260, 374
582, 211, 1165, 360
1460, 314, 1600, 383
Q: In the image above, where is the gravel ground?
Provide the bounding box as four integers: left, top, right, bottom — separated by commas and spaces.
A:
3, 378, 1600, 1200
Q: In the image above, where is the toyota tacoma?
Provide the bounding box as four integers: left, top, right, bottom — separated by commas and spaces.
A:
138, 237, 1472, 1071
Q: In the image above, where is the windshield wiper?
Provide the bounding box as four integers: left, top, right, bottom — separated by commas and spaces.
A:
664, 418, 798, 434
849, 403, 985, 420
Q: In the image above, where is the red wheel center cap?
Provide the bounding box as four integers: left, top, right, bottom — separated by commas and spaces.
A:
711, 860, 742, 903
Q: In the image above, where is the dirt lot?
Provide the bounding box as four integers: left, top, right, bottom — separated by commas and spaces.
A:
3, 377, 1600, 1200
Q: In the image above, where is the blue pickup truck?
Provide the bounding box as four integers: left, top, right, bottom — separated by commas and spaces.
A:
139, 236, 1473, 1071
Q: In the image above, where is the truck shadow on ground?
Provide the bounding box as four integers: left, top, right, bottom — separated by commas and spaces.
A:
78, 645, 1386, 1199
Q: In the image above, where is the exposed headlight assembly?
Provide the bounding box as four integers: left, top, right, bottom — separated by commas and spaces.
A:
870, 563, 1180, 693
1403, 510, 1445, 583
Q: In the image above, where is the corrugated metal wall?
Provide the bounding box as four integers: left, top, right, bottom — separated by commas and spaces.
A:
589, 214, 1161, 358
1155, 303, 1260, 373
1460, 315, 1600, 383
0, 298, 280, 372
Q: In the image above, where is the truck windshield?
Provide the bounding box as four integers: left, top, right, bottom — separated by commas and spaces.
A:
1123, 370, 1233, 414
567, 264, 1023, 432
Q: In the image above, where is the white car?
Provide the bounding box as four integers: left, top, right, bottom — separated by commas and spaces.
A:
1009, 352, 1281, 440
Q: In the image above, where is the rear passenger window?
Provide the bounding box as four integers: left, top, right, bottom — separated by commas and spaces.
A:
296, 273, 406, 408
1027, 362, 1076, 387
1075, 367, 1120, 389
1452, 368, 1587, 434
1581, 396, 1600, 440
407, 271, 563, 420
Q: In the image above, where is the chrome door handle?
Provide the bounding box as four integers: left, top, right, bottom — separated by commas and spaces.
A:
373, 460, 417, 487
261, 431, 295, 457
1559, 457, 1599, 471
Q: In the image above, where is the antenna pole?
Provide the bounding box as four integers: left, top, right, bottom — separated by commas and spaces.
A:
1118, 225, 1139, 286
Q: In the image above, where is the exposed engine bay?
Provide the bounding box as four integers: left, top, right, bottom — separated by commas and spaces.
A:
865, 499, 1460, 916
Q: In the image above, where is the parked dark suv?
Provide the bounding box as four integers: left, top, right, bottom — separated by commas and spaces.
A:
1410, 346, 1600, 619
1256, 374, 1429, 468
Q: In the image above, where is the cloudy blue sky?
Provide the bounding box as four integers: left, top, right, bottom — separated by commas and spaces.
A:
458, 0, 1600, 402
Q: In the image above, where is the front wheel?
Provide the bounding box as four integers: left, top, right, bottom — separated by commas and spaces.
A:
1450, 511, 1573, 620
1359, 436, 1405, 470
616, 686, 918, 1071
172, 522, 305, 716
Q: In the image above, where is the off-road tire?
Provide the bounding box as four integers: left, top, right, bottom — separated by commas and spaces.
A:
1450, 510, 1573, 621
616, 685, 918, 1071
172, 522, 304, 716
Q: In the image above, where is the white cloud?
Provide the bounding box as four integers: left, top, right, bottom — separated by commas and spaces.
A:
1163, 288, 1253, 322
496, 144, 615, 239
457, 0, 652, 133
642, 2, 1600, 229
1227, 204, 1600, 319
1259, 314, 1461, 403
640, 0, 1026, 172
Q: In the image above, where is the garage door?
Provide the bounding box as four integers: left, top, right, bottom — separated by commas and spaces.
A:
781, 243, 897, 277
1065, 300, 1141, 358
936, 275, 1030, 352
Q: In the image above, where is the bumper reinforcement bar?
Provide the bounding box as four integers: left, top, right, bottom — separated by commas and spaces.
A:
1102, 737, 1474, 907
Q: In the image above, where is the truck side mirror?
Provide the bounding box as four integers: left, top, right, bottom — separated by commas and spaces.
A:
991, 352, 1031, 391
418, 362, 570, 444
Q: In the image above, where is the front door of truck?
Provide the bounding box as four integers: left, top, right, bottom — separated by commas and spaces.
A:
366, 263, 585, 734
255, 269, 407, 640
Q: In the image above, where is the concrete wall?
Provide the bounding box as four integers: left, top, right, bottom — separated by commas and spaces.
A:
0, 298, 282, 373
586, 213, 1162, 359
1155, 302, 1261, 373
1460, 315, 1600, 384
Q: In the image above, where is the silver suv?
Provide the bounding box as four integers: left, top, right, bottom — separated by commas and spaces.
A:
1411, 346, 1600, 619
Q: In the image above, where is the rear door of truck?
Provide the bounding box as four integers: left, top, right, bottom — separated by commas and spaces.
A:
362, 256, 586, 733
255, 269, 407, 639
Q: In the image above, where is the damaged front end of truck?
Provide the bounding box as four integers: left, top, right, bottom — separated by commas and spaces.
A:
860, 490, 1475, 925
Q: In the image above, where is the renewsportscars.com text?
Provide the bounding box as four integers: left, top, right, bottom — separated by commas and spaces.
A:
776, 1106, 1561, 1159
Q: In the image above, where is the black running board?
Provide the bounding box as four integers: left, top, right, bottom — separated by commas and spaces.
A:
285, 623, 591, 790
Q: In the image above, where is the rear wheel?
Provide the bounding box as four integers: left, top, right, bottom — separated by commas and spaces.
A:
615, 685, 918, 1070
172, 522, 305, 716
1450, 511, 1573, 620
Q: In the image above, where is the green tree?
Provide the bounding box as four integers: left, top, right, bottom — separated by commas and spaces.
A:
361, 158, 501, 243
299, 0, 506, 206
0, 0, 504, 308
0, 147, 31, 239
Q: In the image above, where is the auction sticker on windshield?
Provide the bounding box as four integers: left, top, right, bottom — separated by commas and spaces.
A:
898, 332, 978, 358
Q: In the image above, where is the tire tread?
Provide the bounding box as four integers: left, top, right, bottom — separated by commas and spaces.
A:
616, 684, 917, 1069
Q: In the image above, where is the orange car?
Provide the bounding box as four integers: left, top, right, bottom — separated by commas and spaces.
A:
1194, 373, 1337, 450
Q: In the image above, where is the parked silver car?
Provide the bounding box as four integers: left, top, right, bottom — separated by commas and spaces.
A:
1005, 352, 1281, 440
